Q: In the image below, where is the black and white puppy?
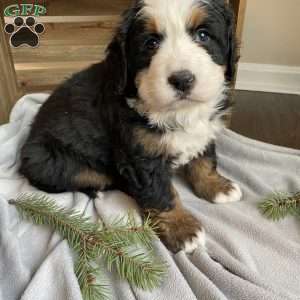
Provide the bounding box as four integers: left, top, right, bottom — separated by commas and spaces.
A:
20, 0, 242, 253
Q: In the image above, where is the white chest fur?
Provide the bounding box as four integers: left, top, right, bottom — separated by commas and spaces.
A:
160, 118, 223, 167
127, 97, 226, 167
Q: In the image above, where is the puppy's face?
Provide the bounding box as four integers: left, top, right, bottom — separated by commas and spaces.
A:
123, 0, 236, 116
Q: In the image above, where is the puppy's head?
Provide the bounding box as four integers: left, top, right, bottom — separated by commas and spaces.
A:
106, 0, 237, 122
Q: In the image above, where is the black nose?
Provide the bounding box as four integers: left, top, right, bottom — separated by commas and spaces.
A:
168, 70, 195, 94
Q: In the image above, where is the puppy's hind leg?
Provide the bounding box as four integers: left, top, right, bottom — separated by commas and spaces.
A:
72, 169, 114, 198
20, 140, 113, 198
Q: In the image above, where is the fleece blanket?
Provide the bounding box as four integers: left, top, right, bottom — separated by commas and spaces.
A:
0, 94, 300, 300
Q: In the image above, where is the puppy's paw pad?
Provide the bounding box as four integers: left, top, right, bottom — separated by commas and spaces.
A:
213, 182, 242, 204
183, 229, 206, 254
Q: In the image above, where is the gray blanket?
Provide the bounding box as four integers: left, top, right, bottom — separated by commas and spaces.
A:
0, 94, 299, 300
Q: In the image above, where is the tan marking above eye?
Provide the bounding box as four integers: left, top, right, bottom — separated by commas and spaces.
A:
145, 16, 159, 33
187, 5, 207, 29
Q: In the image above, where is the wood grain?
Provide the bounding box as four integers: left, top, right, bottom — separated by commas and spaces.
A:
10, 20, 115, 93
232, 0, 247, 43
0, 15, 19, 124
11, 22, 114, 64
16, 61, 98, 93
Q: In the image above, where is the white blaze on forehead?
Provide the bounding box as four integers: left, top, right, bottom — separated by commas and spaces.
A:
135, 0, 226, 168
136, 0, 225, 134
141, 0, 205, 33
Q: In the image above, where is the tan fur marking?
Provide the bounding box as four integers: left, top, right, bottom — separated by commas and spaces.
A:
145, 16, 159, 33
73, 169, 112, 190
185, 157, 233, 202
145, 187, 203, 253
187, 6, 207, 29
134, 127, 170, 157
134, 66, 169, 114
135, 70, 145, 87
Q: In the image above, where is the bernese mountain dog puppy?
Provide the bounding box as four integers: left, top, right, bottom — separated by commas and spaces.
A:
20, 0, 242, 253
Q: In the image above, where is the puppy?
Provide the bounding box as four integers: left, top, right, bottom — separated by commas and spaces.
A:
20, 0, 242, 253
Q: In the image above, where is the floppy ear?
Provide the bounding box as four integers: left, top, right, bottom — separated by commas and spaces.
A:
104, 7, 136, 95
225, 6, 239, 83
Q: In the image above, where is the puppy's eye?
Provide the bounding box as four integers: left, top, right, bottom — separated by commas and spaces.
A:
144, 36, 161, 50
195, 29, 210, 44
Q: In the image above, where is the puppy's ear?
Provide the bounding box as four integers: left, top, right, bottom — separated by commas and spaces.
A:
104, 8, 136, 94
225, 5, 239, 83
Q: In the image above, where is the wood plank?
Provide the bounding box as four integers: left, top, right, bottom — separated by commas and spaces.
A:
10, 22, 114, 64
5, 15, 121, 24
0, 15, 19, 124
15, 61, 98, 71
231, 0, 247, 42
16, 61, 97, 92
9, 20, 116, 91
38, 21, 116, 44
41, 0, 131, 16
229, 0, 247, 95
13, 45, 105, 64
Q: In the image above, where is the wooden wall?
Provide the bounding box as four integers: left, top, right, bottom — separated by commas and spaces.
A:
3, 0, 131, 94
0, 13, 18, 124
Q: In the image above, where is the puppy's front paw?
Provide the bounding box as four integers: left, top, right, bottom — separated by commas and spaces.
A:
213, 182, 242, 204
153, 209, 205, 253
185, 157, 242, 204
182, 228, 206, 254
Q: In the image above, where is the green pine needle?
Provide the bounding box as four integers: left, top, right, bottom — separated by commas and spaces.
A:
75, 251, 110, 300
9, 193, 168, 300
259, 191, 300, 221
97, 213, 158, 250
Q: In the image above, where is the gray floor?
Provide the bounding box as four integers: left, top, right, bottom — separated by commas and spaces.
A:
230, 90, 300, 149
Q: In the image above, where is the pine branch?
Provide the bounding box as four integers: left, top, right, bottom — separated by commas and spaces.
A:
92, 239, 166, 290
259, 191, 300, 221
98, 214, 157, 250
9, 194, 97, 253
75, 250, 110, 300
9, 193, 167, 300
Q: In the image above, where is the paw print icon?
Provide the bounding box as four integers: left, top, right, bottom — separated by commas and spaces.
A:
4, 16, 45, 48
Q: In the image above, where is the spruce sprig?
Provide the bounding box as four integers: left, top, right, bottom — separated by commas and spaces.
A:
9, 193, 167, 300
75, 250, 110, 300
259, 191, 300, 221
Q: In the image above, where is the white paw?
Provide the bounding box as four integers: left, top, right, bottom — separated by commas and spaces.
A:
213, 183, 242, 204
183, 229, 206, 254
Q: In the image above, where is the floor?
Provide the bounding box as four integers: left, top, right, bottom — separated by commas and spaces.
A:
230, 90, 300, 150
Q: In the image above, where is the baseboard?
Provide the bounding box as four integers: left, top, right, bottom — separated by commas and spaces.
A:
236, 63, 300, 95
